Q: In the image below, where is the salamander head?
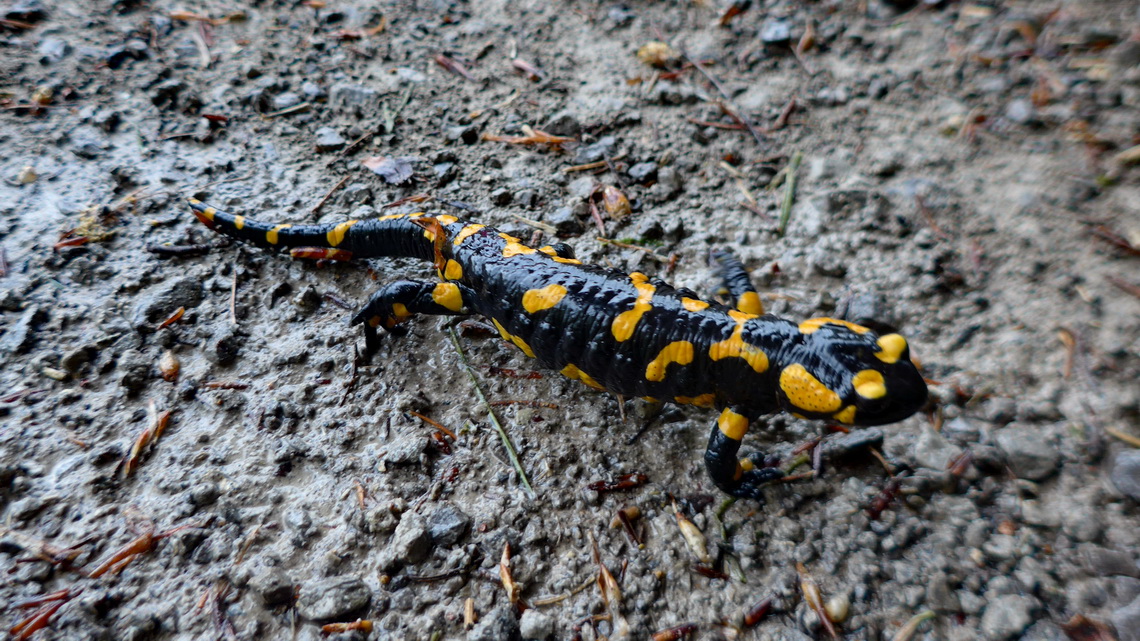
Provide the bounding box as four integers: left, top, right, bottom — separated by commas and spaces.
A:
773, 318, 927, 426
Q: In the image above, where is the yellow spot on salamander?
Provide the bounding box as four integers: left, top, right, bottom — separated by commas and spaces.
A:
681, 298, 709, 312
833, 405, 857, 424
875, 334, 908, 364
491, 318, 535, 358
201, 207, 216, 221
437, 214, 459, 225
561, 364, 605, 391
233, 215, 245, 230
538, 246, 557, 256
674, 393, 715, 408
326, 220, 358, 247
266, 224, 292, 245
499, 232, 521, 242
709, 312, 768, 373
502, 242, 536, 258
717, 408, 749, 441
779, 364, 842, 414
611, 280, 656, 342
853, 369, 886, 399
432, 283, 464, 312
645, 341, 694, 382
379, 213, 407, 221
552, 256, 582, 264
522, 284, 568, 314
799, 317, 870, 334
629, 272, 649, 284
453, 224, 485, 246
736, 291, 765, 316
392, 303, 410, 320
444, 259, 463, 280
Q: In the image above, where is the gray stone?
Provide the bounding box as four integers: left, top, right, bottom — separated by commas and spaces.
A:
301, 81, 325, 101
566, 176, 596, 199
467, 606, 520, 641
1005, 99, 1036, 125
546, 207, 583, 235
378, 511, 430, 570
330, 83, 378, 111
117, 349, 151, 393
296, 576, 371, 621
519, 609, 553, 640
6, 0, 45, 21
1, 306, 43, 354
1062, 506, 1104, 543
980, 595, 1036, 640
1021, 621, 1065, 641
760, 18, 793, 44
926, 572, 960, 613
1112, 450, 1140, 502
383, 434, 426, 465
914, 425, 963, 471
272, 92, 302, 111
251, 567, 294, 606
132, 278, 203, 327
575, 136, 616, 164
627, 162, 658, 184
516, 189, 540, 209
542, 110, 581, 137
314, 127, 345, 152
807, 156, 851, 182
1082, 545, 1140, 578
993, 425, 1060, 481
38, 37, 70, 64
204, 325, 242, 366
446, 125, 479, 144
426, 502, 471, 546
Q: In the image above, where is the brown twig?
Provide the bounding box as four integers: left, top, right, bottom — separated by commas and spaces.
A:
683, 52, 765, 147
311, 176, 350, 217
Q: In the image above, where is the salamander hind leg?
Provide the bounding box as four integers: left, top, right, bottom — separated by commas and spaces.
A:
349, 280, 475, 353
704, 407, 783, 499
712, 249, 764, 315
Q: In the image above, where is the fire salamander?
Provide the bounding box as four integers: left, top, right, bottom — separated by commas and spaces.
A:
188, 199, 928, 499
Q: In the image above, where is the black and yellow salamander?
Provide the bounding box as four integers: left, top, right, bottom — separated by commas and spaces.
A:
188, 199, 928, 499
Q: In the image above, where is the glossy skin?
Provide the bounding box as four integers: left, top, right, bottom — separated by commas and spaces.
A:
188, 199, 928, 498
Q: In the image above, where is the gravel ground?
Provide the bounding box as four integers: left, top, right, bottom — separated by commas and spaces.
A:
3, 0, 1140, 639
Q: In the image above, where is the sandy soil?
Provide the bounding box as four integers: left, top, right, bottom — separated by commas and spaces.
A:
2, 0, 1140, 639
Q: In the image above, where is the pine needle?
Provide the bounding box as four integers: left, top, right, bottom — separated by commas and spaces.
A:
448, 328, 534, 495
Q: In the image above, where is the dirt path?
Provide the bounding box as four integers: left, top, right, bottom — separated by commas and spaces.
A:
2, 1, 1140, 639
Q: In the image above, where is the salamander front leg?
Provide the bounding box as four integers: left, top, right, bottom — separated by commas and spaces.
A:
712, 249, 764, 315
349, 280, 476, 352
704, 407, 783, 499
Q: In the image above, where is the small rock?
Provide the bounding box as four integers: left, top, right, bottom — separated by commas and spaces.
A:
575, 136, 616, 164
251, 567, 294, 606
1114, 595, 1140, 641
445, 125, 479, 144
926, 572, 960, 613
301, 81, 326, 101
468, 606, 520, 641
378, 511, 430, 570
627, 161, 658, 184
426, 502, 471, 546
1081, 545, 1140, 578
383, 434, 425, 465
150, 78, 183, 108
980, 595, 1037, 640
491, 189, 513, 207
296, 576, 371, 621
1111, 450, 1140, 502
546, 207, 583, 235
38, 37, 70, 64
542, 110, 581, 137
330, 83, 378, 111
1005, 98, 1036, 125
566, 176, 596, 200
914, 425, 963, 471
649, 166, 682, 200
760, 17, 793, 45
519, 609, 554, 640
6, 0, 46, 22
516, 189, 540, 209
205, 325, 242, 366
117, 349, 151, 393
60, 345, 95, 373
314, 127, 345, 152
272, 92, 302, 111
0, 306, 43, 354
993, 425, 1060, 481
807, 156, 851, 182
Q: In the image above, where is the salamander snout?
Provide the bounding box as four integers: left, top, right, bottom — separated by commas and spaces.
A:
775, 319, 928, 426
